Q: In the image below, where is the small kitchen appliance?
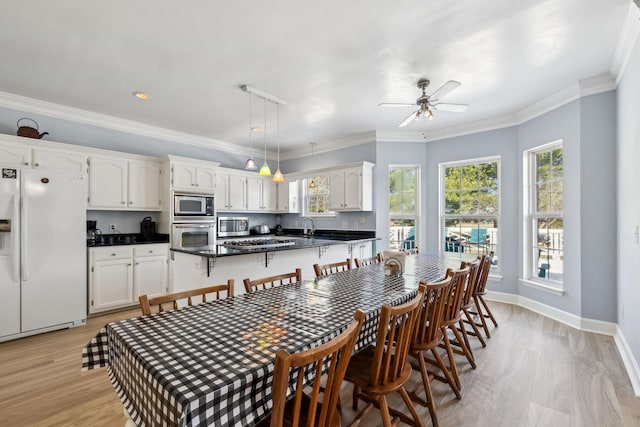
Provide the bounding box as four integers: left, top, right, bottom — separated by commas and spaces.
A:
217, 217, 250, 237
140, 217, 156, 241
87, 220, 97, 246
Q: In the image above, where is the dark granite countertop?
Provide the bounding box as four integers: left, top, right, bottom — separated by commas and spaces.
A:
88, 233, 170, 247
171, 230, 378, 258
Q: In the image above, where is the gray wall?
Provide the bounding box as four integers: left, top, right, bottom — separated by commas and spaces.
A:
425, 127, 520, 295
617, 33, 640, 366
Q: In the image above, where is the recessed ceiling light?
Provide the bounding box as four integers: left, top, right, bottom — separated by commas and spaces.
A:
132, 91, 150, 100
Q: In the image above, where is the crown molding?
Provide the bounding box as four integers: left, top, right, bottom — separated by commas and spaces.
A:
375, 130, 426, 143
280, 131, 376, 160
421, 113, 519, 142
611, 2, 640, 84
0, 90, 260, 158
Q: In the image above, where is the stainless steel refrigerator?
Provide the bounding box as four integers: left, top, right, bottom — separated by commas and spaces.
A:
0, 166, 86, 341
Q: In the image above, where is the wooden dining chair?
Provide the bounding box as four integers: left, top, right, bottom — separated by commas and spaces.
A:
243, 268, 302, 294
447, 262, 480, 366
459, 259, 487, 347
344, 284, 427, 427
408, 277, 454, 427
313, 259, 351, 278
138, 280, 234, 316
468, 253, 498, 338
264, 309, 366, 427
424, 266, 472, 396
354, 253, 383, 268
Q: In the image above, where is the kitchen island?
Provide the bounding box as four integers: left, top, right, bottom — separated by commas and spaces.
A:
170, 231, 378, 296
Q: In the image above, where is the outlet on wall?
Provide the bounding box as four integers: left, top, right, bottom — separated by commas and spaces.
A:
109, 224, 116, 232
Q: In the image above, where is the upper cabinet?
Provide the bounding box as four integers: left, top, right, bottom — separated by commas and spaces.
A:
216, 168, 247, 211
247, 176, 277, 212
169, 156, 219, 194
89, 155, 162, 210
0, 139, 87, 173
276, 179, 300, 213
328, 162, 374, 211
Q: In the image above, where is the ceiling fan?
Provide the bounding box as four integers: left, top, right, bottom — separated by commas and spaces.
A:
379, 78, 469, 127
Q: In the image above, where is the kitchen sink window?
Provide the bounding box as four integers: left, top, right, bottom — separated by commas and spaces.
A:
441, 157, 500, 270
388, 165, 419, 250
524, 141, 563, 289
303, 176, 334, 216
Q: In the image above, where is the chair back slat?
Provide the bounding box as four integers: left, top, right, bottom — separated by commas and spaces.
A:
474, 254, 493, 295
354, 253, 383, 268
369, 284, 426, 387
139, 280, 234, 316
313, 259, 351, 278
270, 309, 365, 427
461, 260, 480, 308
412, 277, 452, 348
440, 267, 470, 327
243, 268, 302, 294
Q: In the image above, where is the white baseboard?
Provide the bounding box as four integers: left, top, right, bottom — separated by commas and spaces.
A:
485, 290, 639, 397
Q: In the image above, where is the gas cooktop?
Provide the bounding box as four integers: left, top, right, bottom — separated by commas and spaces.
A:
219, 238, 297, 250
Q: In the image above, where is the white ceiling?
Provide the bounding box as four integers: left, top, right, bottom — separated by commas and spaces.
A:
0, 0, 632, 155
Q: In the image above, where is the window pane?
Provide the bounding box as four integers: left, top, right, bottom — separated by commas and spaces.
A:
306, 176, 331, 215
535, 218, 563, 282
460, 190, 478, 214
444, 218, 498, 265
536, 151, 550, 183
477, 190, 498, 215
389, 218, 416, 250
444, 167, 460, 191
550, 181, 563, 212
444, 190, 460, 214
536, 183, 550, 213
460, 165, 478, 189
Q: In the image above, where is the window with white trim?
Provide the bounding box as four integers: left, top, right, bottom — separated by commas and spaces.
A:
303, 176, 333, 216
388, 166, 419, 250
441, 157, 500, 269
525, 142, 563, 287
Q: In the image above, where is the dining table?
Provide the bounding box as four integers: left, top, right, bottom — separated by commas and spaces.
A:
82, 253, 448, 427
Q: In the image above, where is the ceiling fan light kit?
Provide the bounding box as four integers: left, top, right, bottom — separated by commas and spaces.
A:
379, 78, 469, 127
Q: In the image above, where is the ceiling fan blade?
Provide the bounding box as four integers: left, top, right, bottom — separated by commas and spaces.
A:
398, 110, 419, 127
378, 103, 415, 108
432, 102, 469, 112
430, 80, 461, 101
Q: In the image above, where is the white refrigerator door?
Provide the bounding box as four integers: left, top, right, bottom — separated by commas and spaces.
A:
21, 169, 87, 332
0, 167, 21, 337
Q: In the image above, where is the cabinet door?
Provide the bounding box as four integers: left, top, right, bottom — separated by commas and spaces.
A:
228, 174, 247, 211
129, 160, 161, 210
246, 176, 263, 211
328, 171, 345, 210
172, 163, 197, 191
288, 180, 300, 213
261, 177, 277, 211
32, 148, 87, 173
343, 167, 362, 210
276, 181, 288, 212
0, 143, 31, 167
215, 173, 230, 210
195, 167, 216, 193
90, 259, 133, 313
134, 256, 168, 299
89, 156, 128, 208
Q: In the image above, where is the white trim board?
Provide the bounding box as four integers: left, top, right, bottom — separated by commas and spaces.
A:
485, 291, 640, 398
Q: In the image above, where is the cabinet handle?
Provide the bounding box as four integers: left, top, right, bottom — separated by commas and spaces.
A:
135, 262, 139, 265
23, 162, 29, 166
127, 263, 132, 266
129, 201, 133, 204
111, 253, 116, 256
195, 184, 199, 187
121, 201, 126, 205
34, 163, 39, 167
148, 250, 153, 253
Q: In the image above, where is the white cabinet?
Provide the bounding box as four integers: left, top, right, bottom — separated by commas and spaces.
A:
328, 162, 374, 211
216, 170, 248, 211
0, 141, 87, 173
89, 244, 168, 314
276, 179, 300, 213
247, 176, 277, 212
88, 156, 161, 210
172, 163, 217, 193
0, 143, 31, 167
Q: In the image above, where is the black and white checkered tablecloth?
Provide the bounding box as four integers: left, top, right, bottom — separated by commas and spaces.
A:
82, 254, 446, 427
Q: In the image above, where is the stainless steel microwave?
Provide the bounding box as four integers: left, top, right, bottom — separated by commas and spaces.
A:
218, 217, 250, 237
173, 193, 215, 222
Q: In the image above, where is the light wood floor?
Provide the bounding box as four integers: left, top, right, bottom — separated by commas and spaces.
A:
1, 302, 639, 426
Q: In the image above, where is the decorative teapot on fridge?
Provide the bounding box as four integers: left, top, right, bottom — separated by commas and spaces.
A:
16, 118, 49, 139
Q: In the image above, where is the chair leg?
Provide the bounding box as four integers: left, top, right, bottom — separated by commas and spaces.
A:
441, 328, 461, 390
398, 387, 426, 427
450, 324, 475, 369
352, 384, 360, 410
429, 347, 461, 399
457, 319, 474, 357
410, 351, 438, 426
473, 295, 491, 338
378, 395, 393, 427
479, 295, 498, 327
462, 307, 486, 347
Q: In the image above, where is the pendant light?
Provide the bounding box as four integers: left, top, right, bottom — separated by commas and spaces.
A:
259, 97, 272, 176
272, 103, 284, 183
308, 142, 316, 189
244, 92, 258, 170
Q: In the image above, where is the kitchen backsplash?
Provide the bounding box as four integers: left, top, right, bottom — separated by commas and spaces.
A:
87, 211, 161, 234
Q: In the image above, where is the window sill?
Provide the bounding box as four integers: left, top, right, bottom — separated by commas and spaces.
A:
488, 274, 503, 282
520, 278, 565, 296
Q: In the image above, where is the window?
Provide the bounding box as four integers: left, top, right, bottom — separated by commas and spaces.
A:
303, 176, 333, 216
388, 166, 419, 250
525, 142, 563, 287
441, 157, 500, 269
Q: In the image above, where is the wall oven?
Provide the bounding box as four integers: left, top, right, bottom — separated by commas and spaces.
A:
218, 217, 250, 237
173, 193, 215, 222
172, 223, 216, 251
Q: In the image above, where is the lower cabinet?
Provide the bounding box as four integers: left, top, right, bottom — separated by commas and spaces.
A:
89, 244, 168, 314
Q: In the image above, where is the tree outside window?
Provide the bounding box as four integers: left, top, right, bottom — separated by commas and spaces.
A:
388, 166, 418, 250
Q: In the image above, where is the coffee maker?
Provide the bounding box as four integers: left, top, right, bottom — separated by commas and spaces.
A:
87, 220, 97, 246
141, 217, 156, 241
